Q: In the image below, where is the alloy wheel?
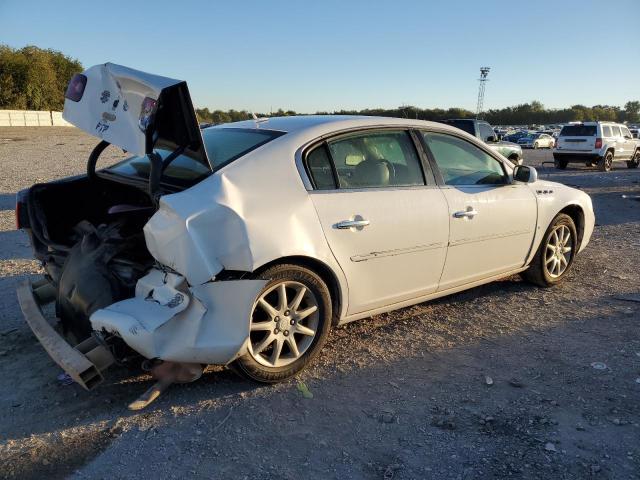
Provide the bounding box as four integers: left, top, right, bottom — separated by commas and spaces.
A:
544, 225, 573, 278
248, 281, 319, 368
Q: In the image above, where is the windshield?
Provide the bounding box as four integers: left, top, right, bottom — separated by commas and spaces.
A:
560, 125, 597, 137
107, 127, 284, 186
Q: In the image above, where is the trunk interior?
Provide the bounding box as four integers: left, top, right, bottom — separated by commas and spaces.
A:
27, 174, 157, 341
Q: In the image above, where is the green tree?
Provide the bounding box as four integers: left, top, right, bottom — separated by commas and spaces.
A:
624, 101, 640, 123
0, 44, 82, 110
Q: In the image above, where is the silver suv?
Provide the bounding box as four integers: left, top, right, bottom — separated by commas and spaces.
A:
553, 122, 640, 171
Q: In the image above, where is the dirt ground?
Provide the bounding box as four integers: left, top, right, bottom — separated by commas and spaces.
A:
0, 127, 639, 480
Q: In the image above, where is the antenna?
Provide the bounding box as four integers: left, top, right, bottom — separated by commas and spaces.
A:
476, 67, 490, 119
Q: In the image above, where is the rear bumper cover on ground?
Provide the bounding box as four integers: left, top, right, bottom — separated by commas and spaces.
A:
90, 269, 267, 365
16, 279, 114, 390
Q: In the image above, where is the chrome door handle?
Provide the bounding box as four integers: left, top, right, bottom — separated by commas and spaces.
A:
453, 209, 479, 219
335, 219, 370, 229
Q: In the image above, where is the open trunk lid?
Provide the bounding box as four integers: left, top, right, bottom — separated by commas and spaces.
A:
63, 63, 210, 169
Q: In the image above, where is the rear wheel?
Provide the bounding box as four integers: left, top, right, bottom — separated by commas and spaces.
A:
554, 159, 568, 169
627, 150, 640, 169
231, 264, 332, 383
522, 213, 577, 287
598, 151, 613, 171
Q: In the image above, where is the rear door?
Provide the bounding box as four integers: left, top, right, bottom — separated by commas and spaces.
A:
557, 124, 597, 152
420, 130, 537, 290
620, 126, 636, 160
307, 129, 450, 315
610, 125, 624, 158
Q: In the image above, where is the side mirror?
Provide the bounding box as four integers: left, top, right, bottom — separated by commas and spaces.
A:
513, 165, 538, 183
486, 135, 497, 143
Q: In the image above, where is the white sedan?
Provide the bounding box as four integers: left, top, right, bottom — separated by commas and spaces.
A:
17, 64, 595, 398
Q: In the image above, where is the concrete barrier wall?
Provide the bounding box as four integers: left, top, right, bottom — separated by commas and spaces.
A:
0, 110, 72, 127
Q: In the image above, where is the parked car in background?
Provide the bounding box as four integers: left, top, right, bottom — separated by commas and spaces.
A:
438, 119, 523, 165
15, 63, 594, 397
630, 128, 639, 139
503, 131, 530, 143
518, 133, 555, 149
553, 122, 640, 171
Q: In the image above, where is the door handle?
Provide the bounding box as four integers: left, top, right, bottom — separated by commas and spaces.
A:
335, 219, 370, 229
453, 208, 479, 219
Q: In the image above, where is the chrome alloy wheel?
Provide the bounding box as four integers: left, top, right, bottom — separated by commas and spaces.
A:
248, 281, 319, 368
544, 224, 573, 278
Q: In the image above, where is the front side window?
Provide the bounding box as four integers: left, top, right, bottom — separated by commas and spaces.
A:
324, 131, 425, 188
422, 132, 508, 186
621, 127, 632, 138
478, 123, 495, 142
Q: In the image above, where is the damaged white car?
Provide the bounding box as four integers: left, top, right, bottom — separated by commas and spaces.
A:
17, 63, 595, 407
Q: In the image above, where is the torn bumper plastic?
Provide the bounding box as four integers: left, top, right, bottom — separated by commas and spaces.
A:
16, 279, 115, 390
90, 269, 267, 365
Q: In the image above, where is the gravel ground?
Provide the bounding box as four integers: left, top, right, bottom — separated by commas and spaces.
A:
0, 127, 639, 480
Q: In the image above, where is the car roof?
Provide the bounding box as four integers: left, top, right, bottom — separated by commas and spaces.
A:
208, 114, 460, 137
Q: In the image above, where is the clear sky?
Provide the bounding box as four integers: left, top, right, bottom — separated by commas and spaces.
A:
1, 0, 638, 113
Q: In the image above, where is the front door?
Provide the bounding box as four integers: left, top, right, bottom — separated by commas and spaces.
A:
420, 130, 538, 290
306, 129, 450, 315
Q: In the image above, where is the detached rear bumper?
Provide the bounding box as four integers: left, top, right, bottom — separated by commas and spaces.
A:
16, 279, 114, 390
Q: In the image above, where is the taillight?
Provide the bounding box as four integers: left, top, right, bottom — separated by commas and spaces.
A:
15, 189, 29, 230
65, 73, 87, 102
594, 138, 602, 149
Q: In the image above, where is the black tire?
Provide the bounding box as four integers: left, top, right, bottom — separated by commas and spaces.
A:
626, 150, 640, 169
533, 142, 539, 149
554, 159, 568, 170
509, 155, 522, 166
521, 213, 578, 287
231, 263, 332, 383
598, 151, 613, 172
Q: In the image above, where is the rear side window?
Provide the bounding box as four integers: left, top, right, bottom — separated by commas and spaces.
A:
602, 125, 612, 137
611, 126, 621, 137
422, 132, 507, 186
306, 146, 336, 189
306, 130, 426, 189
560, 125, 597, 136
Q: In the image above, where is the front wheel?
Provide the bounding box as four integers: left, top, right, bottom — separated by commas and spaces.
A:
627, 150, 640, 169
521, 213, 577, 287
598, 151, 613, 171
533, 142, 539, 149
231, 264, 332, 383
510, 155, 523, 166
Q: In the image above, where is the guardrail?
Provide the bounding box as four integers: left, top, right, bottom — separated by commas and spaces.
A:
0, 110, 72, 127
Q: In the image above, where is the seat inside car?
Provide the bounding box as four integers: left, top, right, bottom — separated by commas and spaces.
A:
352, 158, 390, 187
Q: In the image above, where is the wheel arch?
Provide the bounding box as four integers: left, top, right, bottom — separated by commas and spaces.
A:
253, 255, 344, 325
558, 204, 585, 250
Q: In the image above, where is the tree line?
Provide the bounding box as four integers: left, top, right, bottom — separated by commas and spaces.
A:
0, 45, 82, 111
1, 44, 638, 126
197, 101, 640, 126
